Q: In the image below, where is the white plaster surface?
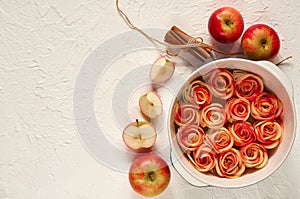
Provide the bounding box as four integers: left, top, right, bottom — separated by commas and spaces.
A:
1, 0, 300, 198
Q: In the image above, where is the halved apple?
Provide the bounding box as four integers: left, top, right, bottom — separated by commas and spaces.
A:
150, 56, 175, 83
139, 91, 163, 119
122, 119, 157, 150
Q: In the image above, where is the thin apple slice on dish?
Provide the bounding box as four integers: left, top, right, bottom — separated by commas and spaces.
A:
139, 91, 163, 119
122, 119, 157, 150
150, 56, 175, 83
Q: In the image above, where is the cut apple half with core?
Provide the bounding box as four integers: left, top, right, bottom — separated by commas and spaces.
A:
150, 57, 175, 83
139, 91, 163, 119
123, 119, 157, 150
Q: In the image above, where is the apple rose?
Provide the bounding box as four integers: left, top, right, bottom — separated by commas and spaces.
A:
254, 120, 284, 149
226, 97, 251, 122
251, 92, 283, 120
200, 103, 227, 129
206, 127, 234, 154
215, 148, 245, 178
174, 103, 200, 126
189, 144, 216, 172
183, 80, 212, 108
207, 68, 235, 100
234, 70, 264, 101
230, 121, 256, 147
177, 125, 205, 152
240, 143, 268, 169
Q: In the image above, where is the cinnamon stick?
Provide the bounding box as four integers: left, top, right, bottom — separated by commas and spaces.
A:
164, 26, 212, 62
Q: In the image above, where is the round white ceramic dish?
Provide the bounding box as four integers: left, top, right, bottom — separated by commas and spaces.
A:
168, 58, 296, 188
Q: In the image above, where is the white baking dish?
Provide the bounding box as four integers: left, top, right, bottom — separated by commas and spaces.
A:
168, 58, 296, 187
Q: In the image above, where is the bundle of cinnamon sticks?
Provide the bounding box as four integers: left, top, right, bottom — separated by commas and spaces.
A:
164, 26, 214, 65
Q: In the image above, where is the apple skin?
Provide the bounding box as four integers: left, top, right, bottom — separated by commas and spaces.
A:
208, 7, 244, 43
241, 24, 280, 60
128, 154, 171, 197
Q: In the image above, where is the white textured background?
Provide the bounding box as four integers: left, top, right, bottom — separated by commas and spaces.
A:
1, 0, 300, 198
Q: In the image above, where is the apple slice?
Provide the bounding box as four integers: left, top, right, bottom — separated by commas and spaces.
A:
150, 57, 175, 83
139, 91, 163, 119
122, 119, 157, 150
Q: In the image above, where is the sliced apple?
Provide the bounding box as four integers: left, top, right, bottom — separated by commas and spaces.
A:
122, 119, 157, 150
139, 91, 163, 119
150, 56, 175, 83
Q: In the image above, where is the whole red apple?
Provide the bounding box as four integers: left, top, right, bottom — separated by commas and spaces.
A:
128, 154, 171, 197
208, 7, 244, 43
241, 24, 280, 60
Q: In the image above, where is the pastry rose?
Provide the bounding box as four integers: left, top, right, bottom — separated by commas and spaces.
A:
206, 127, 234, 154
230, 121, 256, 147
215, 148, 245, 178
190, 144, 216, 172
234, 70, 264, 101
174, 103, 200, 126
226, 97, 251, 122
183, 80, 212, 108
177, 125, 205, 152
251, 92, 283, 120
206, 68, 235, 100
254, 120, 284, 149
240, 143, 268, 169
200, 103, 227, 129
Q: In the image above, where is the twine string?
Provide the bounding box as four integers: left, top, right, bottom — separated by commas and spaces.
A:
166, 36, 200, 56
115, 0, 242, 56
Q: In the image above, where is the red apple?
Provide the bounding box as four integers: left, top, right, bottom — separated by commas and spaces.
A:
128, 154, 171, 197
122, 119, 157, 151
241, 24, 280, 60
208, 7, 244, 43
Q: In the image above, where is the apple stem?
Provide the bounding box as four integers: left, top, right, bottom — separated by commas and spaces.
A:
261, 39, 267, 48
148, 171, 156, 181
225, 19, 234, 27
275, 56, 292, 66
136, 119, 139, 127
